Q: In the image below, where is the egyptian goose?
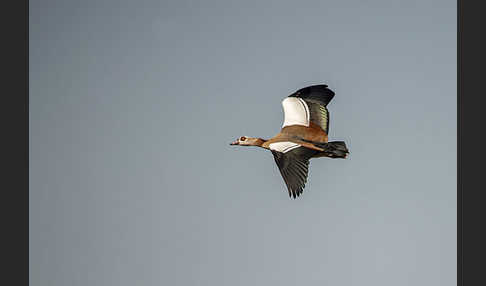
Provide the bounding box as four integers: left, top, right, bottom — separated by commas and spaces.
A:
230, 84, 349, 199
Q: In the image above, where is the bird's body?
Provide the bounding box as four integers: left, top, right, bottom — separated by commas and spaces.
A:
230, 84, 349, 198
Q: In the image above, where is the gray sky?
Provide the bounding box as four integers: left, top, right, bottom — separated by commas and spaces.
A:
30, 1, 456, 285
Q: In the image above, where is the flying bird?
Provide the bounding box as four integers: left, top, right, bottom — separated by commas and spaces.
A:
230, 84, 349, 199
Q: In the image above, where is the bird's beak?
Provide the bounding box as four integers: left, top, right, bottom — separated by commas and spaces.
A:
230, 139, 239, 146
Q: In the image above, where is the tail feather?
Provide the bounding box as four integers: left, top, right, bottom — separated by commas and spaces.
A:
315, 141, 349, 158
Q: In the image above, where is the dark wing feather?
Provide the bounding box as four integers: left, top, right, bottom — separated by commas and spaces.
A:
271, 147, 319, 199
289, 84, 334, 134
308, 102, 330, 134
290, 84, 335, 106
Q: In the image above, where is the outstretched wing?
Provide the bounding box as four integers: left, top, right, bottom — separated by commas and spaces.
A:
270, 146, 319, 198
282, 84, 335, 134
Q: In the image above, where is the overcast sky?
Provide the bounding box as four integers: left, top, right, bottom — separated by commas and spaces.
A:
30, 1, 456, 285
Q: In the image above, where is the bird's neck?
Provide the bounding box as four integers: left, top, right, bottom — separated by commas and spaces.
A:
254, 138, 269, 149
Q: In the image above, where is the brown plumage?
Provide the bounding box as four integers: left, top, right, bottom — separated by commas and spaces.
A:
230, 84, 349, 199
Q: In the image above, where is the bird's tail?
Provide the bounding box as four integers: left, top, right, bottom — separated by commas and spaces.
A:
315, 141, 349, 158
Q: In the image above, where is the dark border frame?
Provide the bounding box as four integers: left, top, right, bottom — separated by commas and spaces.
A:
6, 0, 484, 285
458, 0, 486, 285
4, 0, 28, 285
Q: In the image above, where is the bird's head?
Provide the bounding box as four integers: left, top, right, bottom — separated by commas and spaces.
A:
230, 136, 265, 147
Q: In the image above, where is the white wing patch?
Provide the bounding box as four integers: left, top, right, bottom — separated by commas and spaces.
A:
282, 97, 310, 128
269, 142, 301, 153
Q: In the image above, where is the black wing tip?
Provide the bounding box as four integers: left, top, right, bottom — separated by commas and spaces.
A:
289, 84, 335, 105
291, 84, 334, 95
288, 187, 304, 199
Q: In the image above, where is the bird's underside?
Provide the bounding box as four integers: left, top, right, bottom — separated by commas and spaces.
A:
263, 124, 328, 151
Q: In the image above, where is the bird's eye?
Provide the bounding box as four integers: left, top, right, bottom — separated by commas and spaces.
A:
240, 136, 246, 141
